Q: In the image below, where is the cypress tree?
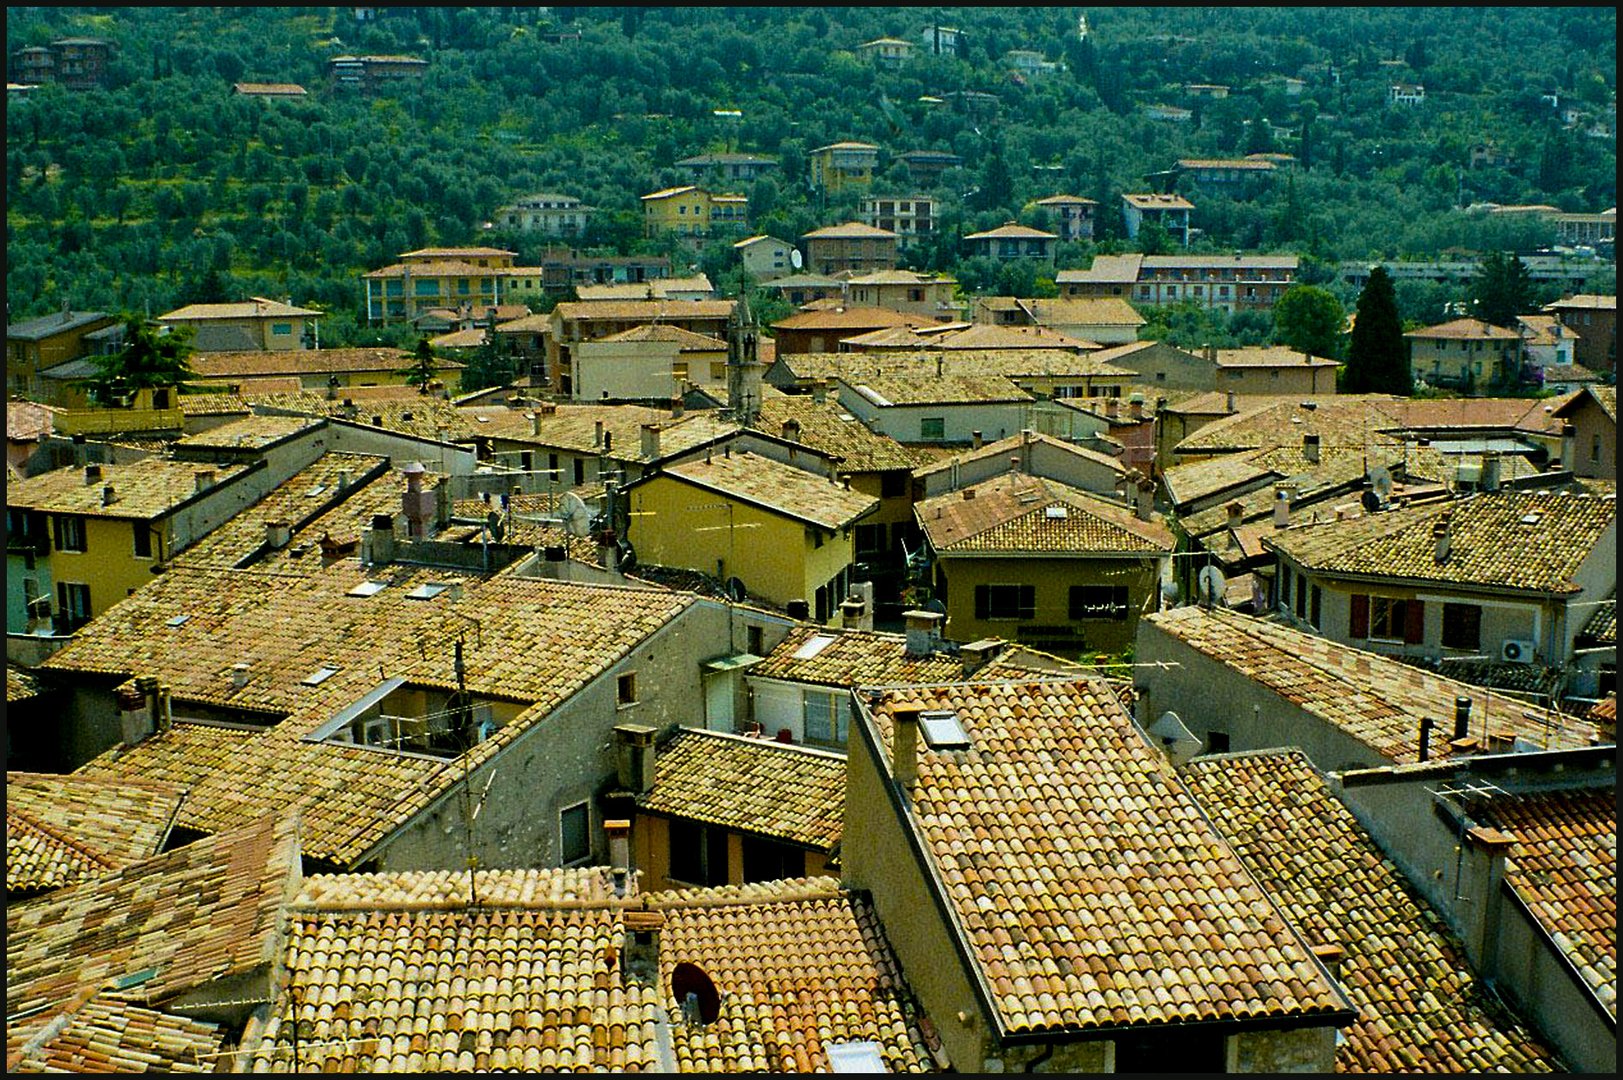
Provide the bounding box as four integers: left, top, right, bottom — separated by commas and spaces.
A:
1345, 266, 1410, 395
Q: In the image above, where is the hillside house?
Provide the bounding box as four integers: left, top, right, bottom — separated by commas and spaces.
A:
489, 192, 593, 237
800, 222, 901, 276
1121, 193, 1195, 246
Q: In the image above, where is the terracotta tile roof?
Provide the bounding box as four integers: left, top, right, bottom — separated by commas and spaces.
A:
1212, 347, 1338, 369
1016, 297, 1146, 327
189, 347, 462, 379
50, 566, 697, 865
448, 492, 601, 563
553, 299, 736, 323
171, 453, 388, 570
293, 866, 619, 908
1142, 607, 1600, 762
175, 392, 251, 417
5, 457, 251, 519
6, 400, 59, 442
750, 625, 1073, 688
1264, 489, 1615, 594
651, 878, 937, 1072
1182, 749, 1561, 1071
1579, 598, 1616, 644
784, 349, 1131, 386
6, 772, 187, 896
253, 392, 483, 442
1404, 317, 1523, 341
6, 814, 301, 1022
8, 995, 226, 1073
843, 372, 1034, 407
844, 269, 954, 286
662, 450, 878, 529
1176, 157, 1277, 171
636, 729, 845, 850
159, 299, 321, 321
1122, 192, 1195, 210
933, 323, 1098, 351
1545, 293, 1617, 312
1174, 396, 1409, 456
6, 663, 44, 703
594, 324, 726, 349
963, 223, 1058, 241
1590, 694, 1617, 740
1170, 444, 1408, 532
753, 395, 935, 473
1477, 788, 1616, 1017
918, 475, 1174, 554
172, 414, 321, 450
913, 430, 1124, 480
771, 307, 928, 332
802, 222, 899, 240
429, 327, 488, 349
575, 276, 715, 302
1383, 396, 1550, 432
861, 679, 1351, 1035
401, 247, 513, 259
363, 260, 501, 279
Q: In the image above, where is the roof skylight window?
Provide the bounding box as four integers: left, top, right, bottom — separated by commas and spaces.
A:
1045, 505, 1069, 519
406, 583, 450, 600
347, 580, 388, 597
302, 665, 340, 687
165, 614, 191, 627
791, 633, 838, 660
919, 709, 970, 750
828, 1043, 887, 1073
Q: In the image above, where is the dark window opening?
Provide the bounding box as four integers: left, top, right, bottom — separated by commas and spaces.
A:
1442, 603, 1482, 651
560, 802, 591, 865
976, 583, 1035, 620
1206, 730, 1230, 754
1069, 585, 1129, 620
669, 819, 729, 887
133, 522, 152, 559
1114, 1028, 1226, 1074
741, 835, 804, 883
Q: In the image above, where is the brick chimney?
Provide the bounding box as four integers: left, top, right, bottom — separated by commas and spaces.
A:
400, 461, 433, 539
614, 724, 658, 794
1128, 392, 1144, 420
960, 638, 1004, 677
891, 705, 922, 790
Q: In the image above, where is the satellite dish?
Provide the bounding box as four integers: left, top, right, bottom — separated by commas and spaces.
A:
1366, 465, 1392, 507
1160, 579, 1179, 604
670, 962, 721, 1025
789, 248, 803, 270
724, 576, 747, 603
1147, 710, 1203, 765
1197, 564, 1226, 607
558, 491, 592, 537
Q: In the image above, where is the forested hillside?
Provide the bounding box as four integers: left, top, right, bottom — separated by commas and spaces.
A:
6, 5, 1615, 345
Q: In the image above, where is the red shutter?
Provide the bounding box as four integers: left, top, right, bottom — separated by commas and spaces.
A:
1349, 593, 1369, 639
1404, 599, 1426, 645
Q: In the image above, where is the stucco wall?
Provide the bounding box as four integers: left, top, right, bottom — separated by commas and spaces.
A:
939, 554, 1163, 656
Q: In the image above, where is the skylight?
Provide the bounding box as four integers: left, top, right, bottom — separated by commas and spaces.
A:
791, 633, 838, 660
347, 580, 388, 597
302, 665, 339, 687
1045, 505, 1069, 519
919, 709, 970, 750
165, 614, 191, 627
827, 1043, 887, 1074
304, 485, 327, 497
1519, 513, 1541, 525
405, 582, 449, 600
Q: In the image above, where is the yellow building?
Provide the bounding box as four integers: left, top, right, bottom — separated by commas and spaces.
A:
363, 247, 545, 325
6, 310, 120, 399
624, 448, 878, 620
156, 298, 322, 353
808, 142, 880, 194
1404, 317, 1525, 392
639, 185, 749, 239
916, 473, 1173, 655
6, 458, 253, 631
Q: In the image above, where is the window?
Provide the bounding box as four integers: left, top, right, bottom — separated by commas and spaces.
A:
1206, 730, 1230, 753
975, 583, 1035, 620
133, 522, 152, 559
854, 522, 885, 557
747, 625, 764, 655
803, 689, 848, 747
880, 471, 907, 498
1295, 575, 1308, 619
1592, 435, 1602, 463
672, 361, 689, 382
617, 672, 637, 706
1441, 603, 1482, 650
53, 514, 86, 553
668, 819, 729, 886
1069, 585, 1129, 620
1310, 585, 1322, 629
271, 322, 293, 336
573, 458, 586, 485
56, 582, 91, 632
560, 802, 591, 865
920, 417, 945, 440
1356, 595, 1424, 644
1279, 564, 1292, 611
741, 835, 804, 883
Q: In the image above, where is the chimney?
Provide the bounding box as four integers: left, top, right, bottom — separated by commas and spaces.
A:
101, 484, 118, 506
670, 394, 684, 419
1466, 825, 1516, 980
337, 469, 352, 492
265, 521, 292, 549
781, 418, 801, 442
1128, 391, 1144, 420
1206, 343, 1218, 364
532, 411, 543, 436
84, 463, 102, 484
811, 380, 829, 404
962, 487, 976, 500
1225, 390, 1236, 412
903, 609, 943, 658
365, 512, 395, 565
231, 662, 250, 690
614, 723, 658, 794
1311, 943, 1346, 980
434, 477, 452, 529
594, 419, 605, 448
640, 423, 662, 459
1433, 513, 1452, 563
840, 596, 866, 627
117, 684, 153, 748
193, 469, 215, 493
960, 638, 1004, 677
891, 705, 922, 790
1418, 715, 1434, 762
1303, 432, 1321, 464
1273, 485, 1291, 529
1452, 696, 1473, 741
935, 355, 943, 376
1225, 500, 1244, 530
1480, 450, 1501, 492
605, 818, 631, 891
971, 430, 983, 450
598, 538, 619, 572
1134, 476, 1155, 522
1104, 397, 1119, 419
624, 908, 665, 981
401, 462, 433, 539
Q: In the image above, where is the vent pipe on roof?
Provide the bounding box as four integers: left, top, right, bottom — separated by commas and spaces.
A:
1453, 696, 1472, 741
891, 705, 921, 791
84, 464, 102, 485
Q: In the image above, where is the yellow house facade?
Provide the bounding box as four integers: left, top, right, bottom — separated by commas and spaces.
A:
808, 142, 880, 194
363, 247, 543, 325
640, 186, 749, 239
156, 298, 322, 353
625, 449, 878, 621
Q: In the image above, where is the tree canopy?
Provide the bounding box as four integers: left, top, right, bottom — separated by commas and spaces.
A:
1272, 285, 1345, 360
1469, 250, 1536, 329
80, 316, 195, 401
1343, 266, 1410, 395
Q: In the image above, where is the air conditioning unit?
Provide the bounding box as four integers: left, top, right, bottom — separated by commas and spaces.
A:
1500, 639, 1535, 664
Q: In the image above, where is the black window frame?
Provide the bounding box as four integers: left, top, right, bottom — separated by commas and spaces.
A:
1068, 584, 1130, 621
1441, 602, 1483, 651
132, 521, 153, 559
976, 583, 1035, 621
668, 818, 729, 887
559, 801, 592, 865
53, 514, 87, 553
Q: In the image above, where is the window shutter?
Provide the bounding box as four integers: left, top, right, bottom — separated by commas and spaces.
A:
1349, 593, 1369, 639
1019, 585, 1035, 619
975, 585, 989, 620
1404, 599, 1425, 645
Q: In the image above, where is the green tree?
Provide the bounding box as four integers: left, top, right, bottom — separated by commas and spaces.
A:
399, 337, 440, 395
1470, 250, 1534, 328
81, 316, 197, 402
1344, 266, 1410, 395
1272, 285, 1346, 359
